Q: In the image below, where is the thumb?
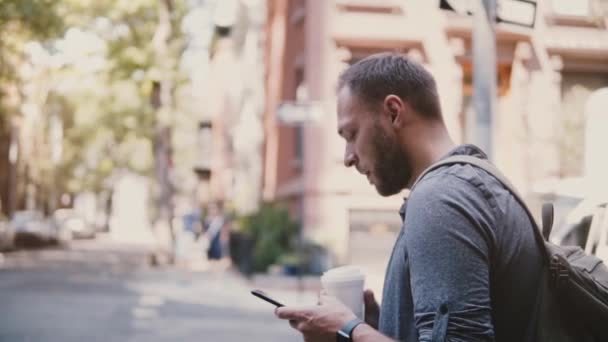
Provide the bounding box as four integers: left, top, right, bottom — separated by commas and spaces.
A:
364, 289, 378, 307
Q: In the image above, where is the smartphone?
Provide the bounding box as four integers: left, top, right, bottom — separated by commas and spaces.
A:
251, 289, 285, 307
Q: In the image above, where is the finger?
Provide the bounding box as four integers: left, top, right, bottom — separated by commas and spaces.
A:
364, 289, 378, 306
275, 306, 313, 321
288, 319, 309, 333
364, 289, 373, 301
319, 293, 344, 307
297, 321, 309, 332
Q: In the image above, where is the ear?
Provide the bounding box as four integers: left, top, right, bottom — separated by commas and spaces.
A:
383, 95, 408, 127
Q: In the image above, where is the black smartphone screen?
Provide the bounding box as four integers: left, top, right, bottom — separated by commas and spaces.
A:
251, 289, 285, 307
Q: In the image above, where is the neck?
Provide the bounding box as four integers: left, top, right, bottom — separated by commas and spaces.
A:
404, 122, 455, 188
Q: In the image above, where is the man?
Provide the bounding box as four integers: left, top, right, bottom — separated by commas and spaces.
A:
275, 53, 542, 341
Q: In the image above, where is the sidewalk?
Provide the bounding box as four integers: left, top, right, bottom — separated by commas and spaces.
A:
0, 238, 309, 342
125, 267, 316, 341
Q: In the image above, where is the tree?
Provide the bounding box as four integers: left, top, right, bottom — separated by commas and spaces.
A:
0, 0, 64, 216
0, 1, 191, 259
151, 0, 180, 259
49, 1, 186, 258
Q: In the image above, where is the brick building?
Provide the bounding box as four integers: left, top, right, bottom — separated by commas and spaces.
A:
262, 0, 608, 285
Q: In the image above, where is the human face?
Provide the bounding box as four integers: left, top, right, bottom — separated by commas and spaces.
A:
337, 87, 411, 196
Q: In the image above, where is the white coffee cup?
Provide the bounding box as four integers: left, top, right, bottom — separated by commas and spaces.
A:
321, 265, 365, 319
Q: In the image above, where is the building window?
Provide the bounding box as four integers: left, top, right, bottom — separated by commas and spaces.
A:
290, 2, 306, 26
461, 62, 512, 97
197, 121, 213, 170
547, 0, 606, 27
601, 0, 608, 16
294, 68, 305, 167
559, 72, 608, 177
551, 0, 591, 17
348, 208, 403, 296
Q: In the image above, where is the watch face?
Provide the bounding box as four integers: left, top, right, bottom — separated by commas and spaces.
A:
336, 330, 350, 342
337, 318, 363, 342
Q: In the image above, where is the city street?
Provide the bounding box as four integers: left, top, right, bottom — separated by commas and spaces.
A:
0, 238, 310, 342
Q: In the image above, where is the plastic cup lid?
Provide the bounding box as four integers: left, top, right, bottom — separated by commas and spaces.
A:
321, 265, 365, 283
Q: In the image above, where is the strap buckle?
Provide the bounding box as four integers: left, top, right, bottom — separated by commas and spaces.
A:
549, 255, 569, 289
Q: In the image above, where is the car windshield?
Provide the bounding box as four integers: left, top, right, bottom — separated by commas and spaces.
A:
54, 209, 75, 221
12, 211, 42, 224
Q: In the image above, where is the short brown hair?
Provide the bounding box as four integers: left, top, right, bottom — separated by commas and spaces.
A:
338, 52, 442, 119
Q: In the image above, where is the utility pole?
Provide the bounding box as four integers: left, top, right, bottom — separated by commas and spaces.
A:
49, 106, 62, 215
472, 0, 497, 159
7, 120, 19, 218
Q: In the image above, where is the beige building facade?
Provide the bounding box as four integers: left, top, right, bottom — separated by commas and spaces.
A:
263, 0, 608, 277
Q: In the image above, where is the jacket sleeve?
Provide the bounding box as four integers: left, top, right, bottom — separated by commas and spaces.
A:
404, 174, 498, 342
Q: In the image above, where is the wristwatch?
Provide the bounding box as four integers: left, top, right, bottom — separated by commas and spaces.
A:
336, 318, 364, 342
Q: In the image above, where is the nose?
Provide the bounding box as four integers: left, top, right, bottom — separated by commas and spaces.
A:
344, 148, 357, 168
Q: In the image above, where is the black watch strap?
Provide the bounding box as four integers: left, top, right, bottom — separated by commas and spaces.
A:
336, 318, 364, 342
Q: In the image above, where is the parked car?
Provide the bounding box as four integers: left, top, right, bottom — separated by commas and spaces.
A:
12, 210, 54, 247
551, 199, 608, 249
0, 213, 15, 251
94, 211, 110, 233
53, 209, 95, 240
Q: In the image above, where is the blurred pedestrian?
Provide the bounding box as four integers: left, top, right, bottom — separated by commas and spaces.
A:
174, 201, 202, 268
204, 202, 230, 270
275, 53, 543, 341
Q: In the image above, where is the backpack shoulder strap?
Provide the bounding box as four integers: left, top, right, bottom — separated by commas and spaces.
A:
411, 155, 549, 261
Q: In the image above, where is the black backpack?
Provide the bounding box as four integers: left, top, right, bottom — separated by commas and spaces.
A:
416, 155, 608, 341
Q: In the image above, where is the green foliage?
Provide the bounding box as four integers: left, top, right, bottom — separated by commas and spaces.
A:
0, 0, 195, 211
238, 203, 298, 273
0, 0, 64, 117
0, 0, 63, 39
32, 0, 186, 195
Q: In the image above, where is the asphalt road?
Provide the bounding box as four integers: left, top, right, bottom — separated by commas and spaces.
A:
0, 238, 307, 342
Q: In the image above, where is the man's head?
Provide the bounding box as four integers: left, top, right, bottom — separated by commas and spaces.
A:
336, 52, 442, 196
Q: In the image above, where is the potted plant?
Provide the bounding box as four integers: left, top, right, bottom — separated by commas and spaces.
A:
278, 252, 302, 276
233, 202, 298, 274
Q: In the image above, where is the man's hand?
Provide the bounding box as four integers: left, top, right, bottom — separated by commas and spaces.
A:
363, 289, 380, 329
275, 294, 357, 342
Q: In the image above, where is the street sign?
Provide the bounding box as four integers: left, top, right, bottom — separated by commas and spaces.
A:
496, 0, 536, 27
440, 0, 537, 28
276, 101, 323, 125
440, 0, 474, 15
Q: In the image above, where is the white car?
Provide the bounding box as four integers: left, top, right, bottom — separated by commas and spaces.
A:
552, 200, 608, 252
12, 210, 55, 246
53, 209, 95, 240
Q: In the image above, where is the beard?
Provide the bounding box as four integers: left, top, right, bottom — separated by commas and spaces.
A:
370, 123, 411, 196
